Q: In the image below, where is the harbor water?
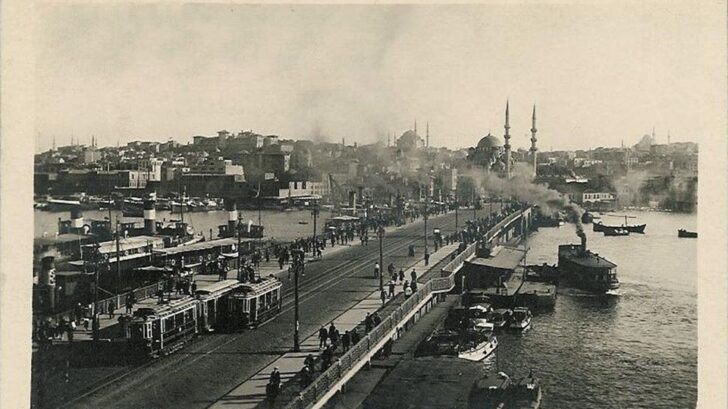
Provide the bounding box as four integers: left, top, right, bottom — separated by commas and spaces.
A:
34, 208, 333, 242
491, 211, 697, 409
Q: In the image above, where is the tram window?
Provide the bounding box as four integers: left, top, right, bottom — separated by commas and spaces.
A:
184, 309, 193, 322
165, 317, 174, 331
265, 292, 272, 307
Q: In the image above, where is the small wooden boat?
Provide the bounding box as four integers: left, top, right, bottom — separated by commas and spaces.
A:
509, 307, 532, 331
678, 229, 697, 238
298, 221, 309, 225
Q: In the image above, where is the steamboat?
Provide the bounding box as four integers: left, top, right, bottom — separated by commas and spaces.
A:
557, 232, 619, 293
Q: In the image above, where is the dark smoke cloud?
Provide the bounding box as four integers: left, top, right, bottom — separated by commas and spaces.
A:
462, 162, 585, 237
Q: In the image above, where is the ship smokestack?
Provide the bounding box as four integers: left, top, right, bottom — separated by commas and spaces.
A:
225, 198, 238, 235
578, 230, 587, 253
143, 199, 156, 235
71, 205, 84, 229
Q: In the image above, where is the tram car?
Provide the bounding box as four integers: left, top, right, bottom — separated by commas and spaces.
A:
196, 279, 244, 332
127, 296, 200, 357
127, 275, 283, 357
226, 277, 283, 330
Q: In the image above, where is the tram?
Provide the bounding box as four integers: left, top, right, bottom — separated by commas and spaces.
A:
227, 277, 283, 330
127, 275, 283, 357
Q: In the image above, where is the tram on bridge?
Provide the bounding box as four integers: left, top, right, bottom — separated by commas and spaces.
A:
127, 275, 282, 357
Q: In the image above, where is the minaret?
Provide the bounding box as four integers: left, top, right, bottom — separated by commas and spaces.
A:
414, 120, 418, 135
426, 122, 430, 148
529, 105, 538, 177
52, 135, 56, 151
652, 127, 656, 144
503, 100, 512, 179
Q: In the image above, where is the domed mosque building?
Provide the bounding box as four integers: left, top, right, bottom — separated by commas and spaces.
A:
468, 101, 539, 178
468, 131, 508, 173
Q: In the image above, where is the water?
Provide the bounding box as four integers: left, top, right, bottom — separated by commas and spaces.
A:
34, 208, 333, 242
491, 211, 697, 409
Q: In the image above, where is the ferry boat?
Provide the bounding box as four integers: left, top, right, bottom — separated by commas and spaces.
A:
509, 307, 532, 331
678, 229, 697, 238
558, 233, 619, 293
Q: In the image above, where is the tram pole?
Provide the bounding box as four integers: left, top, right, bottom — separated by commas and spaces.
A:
378, 225, 385, 292
312, 203, 319, 254
423, 194, 428, 257
237, 217, 242, 282
292, 248, 302, 352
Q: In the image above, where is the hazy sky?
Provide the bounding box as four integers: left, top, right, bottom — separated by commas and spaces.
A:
35, 2, 724, 152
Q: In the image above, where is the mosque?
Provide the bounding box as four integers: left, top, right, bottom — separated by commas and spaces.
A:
468, 101, 538, 178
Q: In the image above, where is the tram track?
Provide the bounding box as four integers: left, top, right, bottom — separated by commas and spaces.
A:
58, 213, 462, 409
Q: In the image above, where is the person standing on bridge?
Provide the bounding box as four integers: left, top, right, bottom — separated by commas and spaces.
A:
388, 279, 396, 298
398, 268, 405, 283
328, 322, 338, 346
424, 252, 430, 266
318, 325, 328, 349
411, 269, 418, 283
342, 330, 351, 352
380, 289, 386, 305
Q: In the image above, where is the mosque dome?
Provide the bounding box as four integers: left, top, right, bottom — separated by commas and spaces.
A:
477, 133, 502, 150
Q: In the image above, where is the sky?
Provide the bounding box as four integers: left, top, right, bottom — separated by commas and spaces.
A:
34, 2, 724, 152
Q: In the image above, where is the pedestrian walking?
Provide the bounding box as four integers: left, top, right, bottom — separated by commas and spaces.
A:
380, 289, 386, 305
328, 322, 338, 344
388, 280, 395, 298
365, 312, 374, 333
424, 252, 430, 266
374, 262, 380, 278
318, 325, 328, 349
410, 269, 418, 283
410, 280, 418, 293
398, 268, 405, 283
387, 263, 395, 277
304, 353, 315, 372
373, 312, 382, 326
108, 300, 115, 319
342, 330, 351, 352
300, 365, 312, 388
350, 328, 360, 345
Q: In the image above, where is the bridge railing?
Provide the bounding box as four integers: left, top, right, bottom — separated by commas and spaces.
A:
284, 281, 433, 409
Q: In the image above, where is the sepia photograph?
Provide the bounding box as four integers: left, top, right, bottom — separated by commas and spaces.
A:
2, 1, 725, 408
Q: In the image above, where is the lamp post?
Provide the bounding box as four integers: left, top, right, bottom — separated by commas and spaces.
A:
236, 215, 243, 282
423, 194, 429, 257
291, 248, 303, 352
92, 241, 101, 342
378, 225, 385, 292
312, 203, 319, 254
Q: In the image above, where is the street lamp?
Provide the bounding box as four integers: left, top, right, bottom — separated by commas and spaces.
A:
423, 194, 429, 257
377, 225, 385, 292
291, 247, 304, 352
312, 203, 320, 255
236, 216, 243, 282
